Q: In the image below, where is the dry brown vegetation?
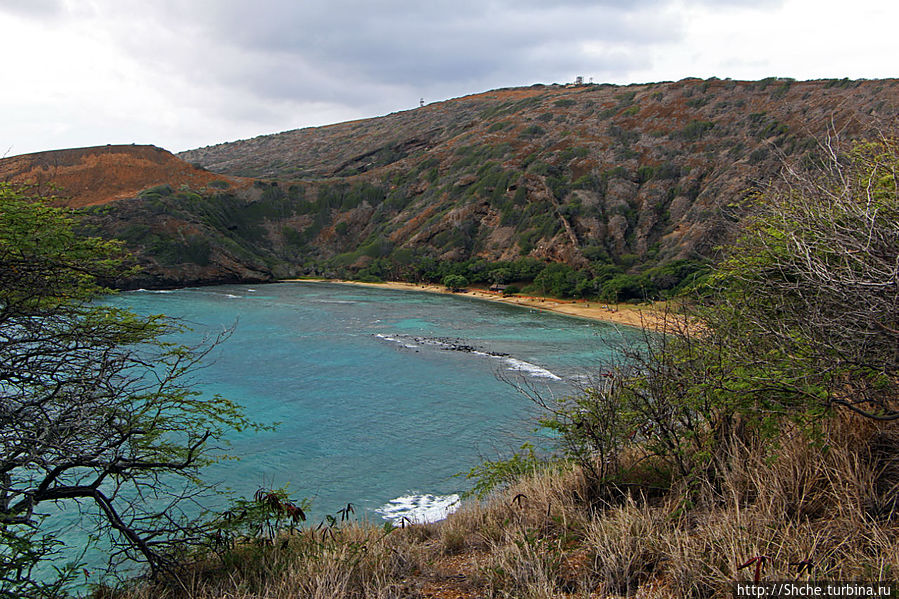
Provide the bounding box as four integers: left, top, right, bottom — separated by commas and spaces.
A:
0, 145, 247, 207
102, 411, 897, 599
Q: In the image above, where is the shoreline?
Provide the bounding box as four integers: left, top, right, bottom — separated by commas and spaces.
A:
280, 278, 672, 330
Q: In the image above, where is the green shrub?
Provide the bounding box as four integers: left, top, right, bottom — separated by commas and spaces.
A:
488, 267, 513, 284
138, 183, 174, 199
530, 263, 588, 297
678, 120, 715, 141
572, 174, 602, 191
599, 273, 653, 302
150, 235, 212, 266
462, 444, 546, 498
443, 274, 468, 291
520, 125, 547, 138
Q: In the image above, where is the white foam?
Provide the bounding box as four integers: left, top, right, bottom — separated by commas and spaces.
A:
373, 334, 562, 380
502, 357, 562, 380
131, 288, 174, 294
376, 493, 460, 525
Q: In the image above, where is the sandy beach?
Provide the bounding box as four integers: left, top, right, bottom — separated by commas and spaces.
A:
282, 278, 675, 330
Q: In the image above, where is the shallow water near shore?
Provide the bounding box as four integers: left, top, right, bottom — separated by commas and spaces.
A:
52, 281, 640, 580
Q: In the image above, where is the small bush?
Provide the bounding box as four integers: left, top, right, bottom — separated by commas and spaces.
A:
520, 124, 547, 139
678, 120, 715, 141
138, 183, 174, 199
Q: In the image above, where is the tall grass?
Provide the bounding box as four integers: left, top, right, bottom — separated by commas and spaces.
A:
101, 414, 897, 599
464, 412, 899, 598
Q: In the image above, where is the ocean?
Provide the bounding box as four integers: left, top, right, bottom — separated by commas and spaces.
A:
49, 281, 641, 579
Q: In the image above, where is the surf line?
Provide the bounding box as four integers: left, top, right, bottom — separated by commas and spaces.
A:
374, 334, 562, 380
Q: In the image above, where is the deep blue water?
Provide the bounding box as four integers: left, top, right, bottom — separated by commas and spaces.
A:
49, 282, 641, 581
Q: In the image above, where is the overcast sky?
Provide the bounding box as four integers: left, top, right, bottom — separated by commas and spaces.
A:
1, 0, 896, 157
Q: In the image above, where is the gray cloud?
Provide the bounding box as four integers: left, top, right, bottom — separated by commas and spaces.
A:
0, 0, 64, 18
74, 0, 782, 142
104, 0, 697, 107
1, 0, 791, 153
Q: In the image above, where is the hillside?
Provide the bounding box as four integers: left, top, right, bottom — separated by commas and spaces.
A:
177, 78, 897, 271
3, 78, 897, 291
0, 144, 245, 208
179, 78, 897, 181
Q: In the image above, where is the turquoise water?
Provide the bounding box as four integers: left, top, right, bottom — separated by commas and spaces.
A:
50, 282, 640, 579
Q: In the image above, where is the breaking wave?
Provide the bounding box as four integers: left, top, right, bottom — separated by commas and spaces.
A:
374, 334, 562, 380
376, 493, 460, 524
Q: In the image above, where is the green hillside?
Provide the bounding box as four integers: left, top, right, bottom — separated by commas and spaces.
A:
8, 77, 897, 294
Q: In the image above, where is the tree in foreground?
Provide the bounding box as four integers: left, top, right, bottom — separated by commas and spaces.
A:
714, 137, 899, 421
0, 184, 251, 596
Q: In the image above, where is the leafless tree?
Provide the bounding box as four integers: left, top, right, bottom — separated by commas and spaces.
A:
718, 133, 899, 419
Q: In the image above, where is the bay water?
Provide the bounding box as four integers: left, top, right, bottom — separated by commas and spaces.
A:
52, 282, 641, 580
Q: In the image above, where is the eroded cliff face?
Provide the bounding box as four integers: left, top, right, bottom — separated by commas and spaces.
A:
182, 78, 898, 279
4, 78, 897, 288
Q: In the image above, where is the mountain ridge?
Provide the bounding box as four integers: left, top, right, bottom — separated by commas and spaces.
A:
178, 78, 897, 180
2, 77, 897, 293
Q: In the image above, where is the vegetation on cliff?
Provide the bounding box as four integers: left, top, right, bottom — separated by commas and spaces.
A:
3, 78, 896, 295
168, 77, 896, 288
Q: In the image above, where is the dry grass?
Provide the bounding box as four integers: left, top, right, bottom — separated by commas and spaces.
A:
464, 413, 899, 598
107, 523, 428, 599
104, 413, 898, 599
0, 145, 245, 207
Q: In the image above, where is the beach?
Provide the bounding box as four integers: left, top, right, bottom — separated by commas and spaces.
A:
282, 278, 673, 330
